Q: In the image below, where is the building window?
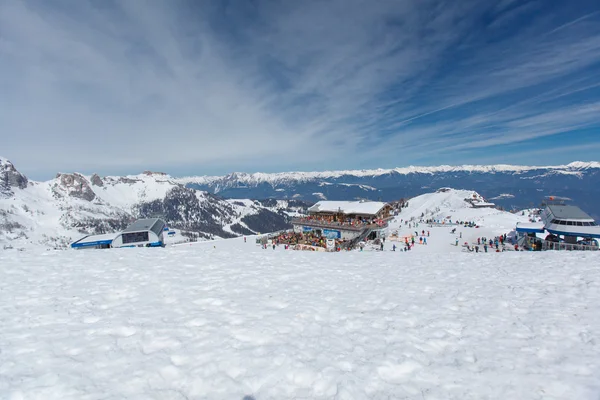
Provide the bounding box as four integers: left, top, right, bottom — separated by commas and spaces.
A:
122, 231, 149, 244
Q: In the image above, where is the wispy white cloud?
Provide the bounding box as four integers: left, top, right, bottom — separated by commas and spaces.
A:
0, 0, 599, 178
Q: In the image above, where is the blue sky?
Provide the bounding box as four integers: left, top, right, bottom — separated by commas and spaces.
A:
1, 0, 600, 179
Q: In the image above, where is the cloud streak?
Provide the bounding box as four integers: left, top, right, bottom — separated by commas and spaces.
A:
0, 0, 599, 178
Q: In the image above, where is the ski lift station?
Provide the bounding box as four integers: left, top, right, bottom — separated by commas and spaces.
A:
516, 197, 600, 250
71, 218, 167, 250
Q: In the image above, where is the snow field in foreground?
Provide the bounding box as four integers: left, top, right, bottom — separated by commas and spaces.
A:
1, 239, 599, 399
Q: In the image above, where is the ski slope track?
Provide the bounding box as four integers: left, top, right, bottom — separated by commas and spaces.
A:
1, 240, 599, 399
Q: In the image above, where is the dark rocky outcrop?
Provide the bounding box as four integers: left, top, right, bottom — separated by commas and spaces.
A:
117, 177, 141, 184
90, 173, 104, 187
53, 173, 96, 202
0, 158, 28, 194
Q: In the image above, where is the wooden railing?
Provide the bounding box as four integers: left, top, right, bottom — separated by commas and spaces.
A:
291, 218, 387, 231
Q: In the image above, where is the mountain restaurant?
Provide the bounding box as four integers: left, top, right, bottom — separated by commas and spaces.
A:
292, 200, 392, 241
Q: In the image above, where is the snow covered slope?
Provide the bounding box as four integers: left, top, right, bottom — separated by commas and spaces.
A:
0, 159, 300, 249
387, 188, 533, 247
1, 239, 598, 399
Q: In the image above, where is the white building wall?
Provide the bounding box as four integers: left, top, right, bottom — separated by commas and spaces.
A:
112, 231, 162, 248
112, 234, 123, 248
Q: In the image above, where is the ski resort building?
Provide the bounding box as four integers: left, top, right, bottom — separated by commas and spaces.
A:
112, 218, 167, 248
471, 201, 496, 209
515, 197, 599, 251
71, 218, 167, 250
291, 200, 392, 242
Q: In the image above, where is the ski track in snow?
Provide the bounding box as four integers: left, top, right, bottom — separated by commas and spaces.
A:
1, 237, 600, 399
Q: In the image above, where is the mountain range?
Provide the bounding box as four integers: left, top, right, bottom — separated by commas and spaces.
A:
178, 162, 600, 220
2, 157, 599, 249
0, 157, 305, 249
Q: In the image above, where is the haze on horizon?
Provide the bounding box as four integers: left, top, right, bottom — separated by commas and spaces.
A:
1, 0, 600, 180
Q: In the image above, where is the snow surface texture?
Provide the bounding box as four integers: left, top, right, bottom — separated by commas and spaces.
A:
2, 236, 599, 399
